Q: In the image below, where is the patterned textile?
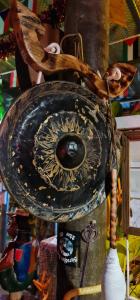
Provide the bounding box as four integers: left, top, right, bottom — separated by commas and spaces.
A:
39, 236, 57, 300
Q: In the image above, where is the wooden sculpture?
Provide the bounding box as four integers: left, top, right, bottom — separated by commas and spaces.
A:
10, 0, 137, 100
0, 1, 137, 299
0, 0, 137, 223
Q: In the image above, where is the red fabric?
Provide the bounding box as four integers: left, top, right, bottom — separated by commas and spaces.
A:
32, 0, 37, 13
0, 192, 4, 205
132, 102, 140, 112
4, 15, 9, 33
0, 249, 14, 271
124, 37, 138, 46
123, 88, 128, 97
15, 249, 23, 262
10, 72, 14, 88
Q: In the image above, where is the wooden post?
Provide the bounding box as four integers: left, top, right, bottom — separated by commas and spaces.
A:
64, 0, 109, 73
57, 1, 109, 299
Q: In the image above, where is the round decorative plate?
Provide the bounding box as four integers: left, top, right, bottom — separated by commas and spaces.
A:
0, 81, 110, 222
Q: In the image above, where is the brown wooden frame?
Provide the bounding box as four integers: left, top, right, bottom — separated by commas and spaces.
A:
122, 129, 140, 236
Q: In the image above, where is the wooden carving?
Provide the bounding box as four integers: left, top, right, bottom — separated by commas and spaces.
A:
10, 0, 137, 99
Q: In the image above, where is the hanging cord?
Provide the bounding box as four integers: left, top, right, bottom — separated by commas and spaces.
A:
105, 76, 120, 249
80, 221, 98, 287
60, 33, 84, 61
105, 67, 122, 174
105, 78, 119, 173
60, 33, 87, 86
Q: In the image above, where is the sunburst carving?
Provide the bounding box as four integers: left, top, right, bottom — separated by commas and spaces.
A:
33, 112, 102, 192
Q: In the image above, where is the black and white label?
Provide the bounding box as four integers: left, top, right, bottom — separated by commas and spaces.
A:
58, 230, 81, 267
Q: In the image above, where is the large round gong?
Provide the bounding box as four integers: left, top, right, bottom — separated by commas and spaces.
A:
0, 81, 110, 222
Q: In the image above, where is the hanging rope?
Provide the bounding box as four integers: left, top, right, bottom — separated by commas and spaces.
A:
104, 73, 121, 249
60, 33, 84, 61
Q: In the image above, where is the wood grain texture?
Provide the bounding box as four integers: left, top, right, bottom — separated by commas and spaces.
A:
10, 0, 137, 99
57, 2, 109, 300
57, 202, 106, 300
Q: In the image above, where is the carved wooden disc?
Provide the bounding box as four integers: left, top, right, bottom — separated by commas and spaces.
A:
0, 81, 110, 222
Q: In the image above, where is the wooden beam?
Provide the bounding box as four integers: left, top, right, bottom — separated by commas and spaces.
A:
57, 1, 109, 299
